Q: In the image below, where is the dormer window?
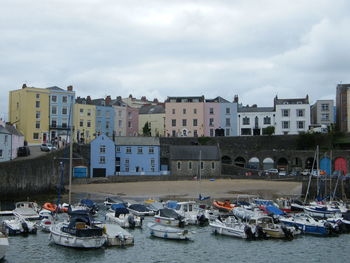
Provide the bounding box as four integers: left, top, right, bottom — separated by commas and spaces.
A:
283, 101, 289, 105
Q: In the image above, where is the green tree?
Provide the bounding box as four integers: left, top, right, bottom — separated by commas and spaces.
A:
263, 126, 275, 136
142, 122, 151, 136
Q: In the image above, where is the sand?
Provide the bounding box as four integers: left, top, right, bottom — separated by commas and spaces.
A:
71, 179, 302, 201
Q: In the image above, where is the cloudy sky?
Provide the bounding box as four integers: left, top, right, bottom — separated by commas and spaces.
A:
1, 0, 349, 120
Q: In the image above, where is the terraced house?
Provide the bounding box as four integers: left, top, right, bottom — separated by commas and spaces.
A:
74, 96, 96, 143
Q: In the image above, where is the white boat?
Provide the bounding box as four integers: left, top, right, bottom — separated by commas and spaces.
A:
303, 204, 342, 218
128, 204, 154, 216
105, 207, 143, 228
147, 222, 193, 240
166, 201, 209, 226
0, 232, 9, 260
99, 223, 134, 246
210, 216, 253, 239
2, 213, 37, 235
13, 201, 40, 220
154, 208, 186, 227
49, 211, 106, 248
39, 212, 55, 232
104, 197, 128, 208
144, 200, 164, 212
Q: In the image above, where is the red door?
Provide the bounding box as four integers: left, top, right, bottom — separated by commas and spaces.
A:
334, 157, 347, 175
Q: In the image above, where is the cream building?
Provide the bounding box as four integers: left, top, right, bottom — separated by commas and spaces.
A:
138, 104, 165, 136
74, 98, 96, 143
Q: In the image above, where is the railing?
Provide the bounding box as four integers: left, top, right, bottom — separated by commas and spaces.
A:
49, 125, 72, 130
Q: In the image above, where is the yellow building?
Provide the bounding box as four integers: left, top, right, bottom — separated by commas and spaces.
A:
74, 100, 96, 143
138, 105, 165, 136
8, 84, 50, 145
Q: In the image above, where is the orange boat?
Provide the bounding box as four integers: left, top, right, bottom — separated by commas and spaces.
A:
42, 202, 57, 212
213, 200, 235, 212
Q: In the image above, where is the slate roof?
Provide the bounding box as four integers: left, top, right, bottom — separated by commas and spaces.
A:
205, 96, 230, 103
5, 124, 24, 136
238, 106, 274, 113
169, 145, 220, 161
0, 125, 11, 134
274, 95, 309, 105
46, 86, 64, 91
115, 136, 160, 146
139, 105, 165, 114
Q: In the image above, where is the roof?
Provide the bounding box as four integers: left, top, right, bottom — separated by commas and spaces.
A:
91, 98, 112, 107
166, 96, 205, 103
205, 96, 230, 103
5, 124, 24, 136
139, 105, 165, 114
169, 145, 220, 161
274, 95, 309, 105
46, 86, 64, 91
238, 106, 274, 113
115, 136, 160, 146
0, 125, 11, 134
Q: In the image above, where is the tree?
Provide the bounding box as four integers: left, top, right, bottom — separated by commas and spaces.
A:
263, 126, 275, 136
142, 122, 151, 136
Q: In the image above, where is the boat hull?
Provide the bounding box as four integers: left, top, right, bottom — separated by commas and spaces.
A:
148, 223, 192, 240
105, 213, 142, 228
210, 222, 247, 239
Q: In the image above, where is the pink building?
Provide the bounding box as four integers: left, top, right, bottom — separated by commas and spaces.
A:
204, 102, 221, 137
126, 106, 139, 136
165, 96, 205, 137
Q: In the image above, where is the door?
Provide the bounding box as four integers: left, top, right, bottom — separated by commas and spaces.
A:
93, 168, 106, 177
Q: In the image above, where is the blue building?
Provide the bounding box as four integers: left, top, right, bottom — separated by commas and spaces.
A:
90, 134, 115, 177
115, 137, 161, 175
47, 86, 75, 144
219, 99, 238, 137
92, 96, 115, 140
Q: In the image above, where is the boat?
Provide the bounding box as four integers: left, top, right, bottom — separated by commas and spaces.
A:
147, 222, 193, 240
144, 201, 164, 213
105, 207, 143, 229
128, 204, 154, 216
0, 231, 9, 260
212, 200, 235, 212
13, 201, 40, 220
38, 211, 55, 232
166, 201, 209, 226
290, 199, 305, 212
279, 213, 338, 236
2, 213, 37, 235
49, 210, 106, 248
42, 202, 58, 212
326, 212, 350, 233
210, 215, 255, 239
303, 204, 342, 218
154, 208, 186, 227
104, 197, 127, 208
98, 223, 134, 246
79, 199, 99, 215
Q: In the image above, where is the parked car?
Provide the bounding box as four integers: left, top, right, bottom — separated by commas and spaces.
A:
40, 143, 57, 152
17, 146, 30, 157
278, 171, 287, 176
301, 169, 310, 176
265, 168, 278, 175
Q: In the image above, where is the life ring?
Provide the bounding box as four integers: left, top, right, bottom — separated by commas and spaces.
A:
43, 202, 57, 212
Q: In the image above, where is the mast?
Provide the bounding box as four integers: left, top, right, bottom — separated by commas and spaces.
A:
68, 99, 74, 205
329, 150, 332, 201
304, 146, 318, 203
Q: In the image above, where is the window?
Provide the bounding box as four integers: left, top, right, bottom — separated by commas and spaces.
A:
210, 129, 214, 137
282, 121, 289, 129
100, 145, 106, 153
225, 118, 230, 126
172, 119, 176, 127
80, 120, 84, 127
297, 121, 304, 129
182, 119, 187, 126
106, 121, 110, 129
137, 147, 143, 154
62, 96, 68, 103
62, 107, 68, 115
36, 101, 40, 108
226, 108, 230, 114
51, 106, 57, 115
80, 108, 84, 115
188, 161, 192, 170
211, 162, 215, 169
87, 109, 91, 116
87, 120, 91, 127
36, 94, 40, 99
177, 162, 181, 170
183, 108, 186, 114
97, 110, 101, 117
128, 121, 132, 128
263, 116, 271, 125
116, 146, 120, 153
282, 109, 289, 117
126, 147, 131, 154
62, 118, 68, 128
321, 113, 329, 121
106, 111, 110, 118
209, 108, 214, 114
128, 112, 132, 119
0, 149, 2, 157
51, 95, 57, 102
193, 119, 198, 126
149, 147, 154, 154
36, 111, 40, 119
243, 117, 250, 125
150, 159, 155, 172
33, 133, 39, 140
241, 128, 251, 135
172, 109, 175, 114
193, 108, 197, 114
321, 104, 329, 111
99, 156, 105, 164
97, 121, 101, 129
118, 120, 122, 127
125, 159, 129, 172
35, 121, 40, 129
118, 110, 122, 117
209, 118, 214, 126
194, 130, 198, 137
225, 128, 230, 136
172, 130, 176, 136
200, 161, 204, 170
51, 119, 57, 127
296, 109, 304, 117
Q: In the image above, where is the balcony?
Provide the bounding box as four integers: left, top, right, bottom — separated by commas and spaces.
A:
49, 124, 72, 130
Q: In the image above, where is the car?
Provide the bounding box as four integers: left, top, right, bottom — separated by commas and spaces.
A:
40, 143, 57, 152
265, 168, 278, 175
17, 146, 30, 157
278, 171, 287, 176
301, 169, 310, 176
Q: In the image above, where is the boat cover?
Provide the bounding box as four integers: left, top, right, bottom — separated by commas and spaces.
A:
111, 203, 127, 210
254, 199, 273, 206
265, 205, 285, 216
166, 201, 179, 210
128, 204, 150, 212
158, 208, 183, 220
80, 199, 97, 208
68, 208, 90, 216
114, 207, 129, 216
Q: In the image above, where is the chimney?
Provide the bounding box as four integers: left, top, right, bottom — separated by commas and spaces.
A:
141, 96, 147, 102
116, 96, 122, 101
105, 95, 111, 106
86, 96, 92, 104
153, 98, 159, 103
234, 95, 238, 103
129, 94, 133, 98
22, 83, 27, 89
67, 85, 73, 91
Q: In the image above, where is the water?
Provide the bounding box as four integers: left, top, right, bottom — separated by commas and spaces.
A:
2, 202, 350, 263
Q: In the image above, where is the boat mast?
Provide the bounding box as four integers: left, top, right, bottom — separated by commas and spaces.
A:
304, 146, 318, 203
329, 150, 332, 201
68, 99, 74, 205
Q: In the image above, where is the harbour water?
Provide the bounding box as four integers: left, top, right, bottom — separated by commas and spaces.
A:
2, 198, 350, 263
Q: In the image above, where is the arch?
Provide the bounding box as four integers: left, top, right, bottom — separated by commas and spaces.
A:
320, 157, 331, 175
291, 157, 302, 167
277, 157, 288, 171
221, 155, 232, 164
305, 157, 317, 170
263, 157, 274, 170
234, 156, 246, 168
334, 157, 347, 176
248, 157, 259, 169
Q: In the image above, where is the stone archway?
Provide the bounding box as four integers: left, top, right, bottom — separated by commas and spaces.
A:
305, 157, 317, 170
234, 156, 246, 168
263, 157, 274, 170
248, 157, 259, 169
277, 157, 288, 171
221, 155, 232, 164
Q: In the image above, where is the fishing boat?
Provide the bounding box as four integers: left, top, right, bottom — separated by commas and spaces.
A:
210, 215, 255, 239
147, 222, 193, 240
0, 231, 9, 260
49, 210, 106, 248
13, 201, 40, 220
105, 207, 143, 229
166, 201, 208, 226
2, 213, 37, 235
154, 208, 186, 227
128, 204, 154, 216
212, 200, 235, 212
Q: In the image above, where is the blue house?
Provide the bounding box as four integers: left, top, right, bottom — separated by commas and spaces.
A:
90, 134, 115, 177
91, 96, 115, 139
115, 137, 161, 175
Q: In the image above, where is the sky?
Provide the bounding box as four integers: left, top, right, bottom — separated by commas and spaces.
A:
1, 0, 350, 120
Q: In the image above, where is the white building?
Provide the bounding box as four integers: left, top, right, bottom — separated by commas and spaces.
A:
274, 95, 310, 135
311, 100, 334, 127
237, 106, 275, 136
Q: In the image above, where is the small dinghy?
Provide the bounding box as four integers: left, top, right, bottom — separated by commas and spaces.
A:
147, 223, 193, 240
210, 215, 255, 239
105, 207, 143, 229
212, 200, 235, 212
154, 208, 186, 227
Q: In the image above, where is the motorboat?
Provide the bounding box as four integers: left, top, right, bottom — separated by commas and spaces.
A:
79, 199, 99, 215
38, 211, 55, 232
279, 213, 338, 236
290, 200, 305, 212
105, 207, 143, 229
304, 205, 342, 218
154, 208, 186, 227
144, 200, 164, 213
49, 210, 106, 248
2, 213, 37, 235
212, 200, 235, 212
232, 206, 264, 221
166, 201, 209, 226
128, 204, 154, 216
104, 197, 128, 208
0, 231, 9, 260
13, 201, 40, 220
147, 222, 193, 240
98, 223, 134, 246
210, 215, 255, 239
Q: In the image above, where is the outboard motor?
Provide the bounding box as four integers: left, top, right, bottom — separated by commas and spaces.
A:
197, 214, 209, 226
281, 226, 294, 240
178, 219, 185, 228
140, 216, 144, 226
324, 222, 335, 235
21, 222, 29, 233
244, 225, 254, 240
255, 225, 266, 239
128, 215, 136, 229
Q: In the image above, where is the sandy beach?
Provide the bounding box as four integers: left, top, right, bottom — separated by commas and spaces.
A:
71, 179, 302, 200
